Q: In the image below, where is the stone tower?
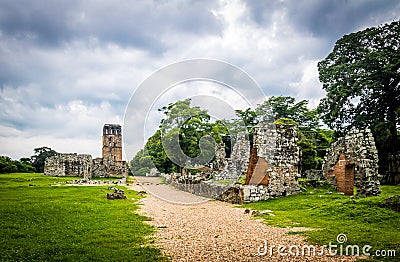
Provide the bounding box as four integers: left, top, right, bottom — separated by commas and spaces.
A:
102, 124, 123, 166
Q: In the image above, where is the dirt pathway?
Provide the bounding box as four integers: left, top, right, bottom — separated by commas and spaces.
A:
131, 177, 356, 261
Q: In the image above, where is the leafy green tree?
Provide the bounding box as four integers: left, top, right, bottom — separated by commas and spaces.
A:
145, 130, 176, 174
159, 99, 216, 173
234, 108, 258, 131
0, 156, 18, 173
31, 147, 58, 173
318, 20, 400, 183
256, 96, 320, 130
0, 156, 35, 173
129, 149, 154, 176
297, 129, 335, 171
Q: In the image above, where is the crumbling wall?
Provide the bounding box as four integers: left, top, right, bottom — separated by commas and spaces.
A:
212, 143, 227, 171
323, 129, 381, 197
92, 157, 127, 178
92, 158, 107, 177
244, 123, 301, 200
44, 153, 92, 179
165, 124, 301, 203
215, 132, 249, 180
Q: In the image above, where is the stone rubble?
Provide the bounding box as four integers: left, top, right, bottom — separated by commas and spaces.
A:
106, 188, 126, 199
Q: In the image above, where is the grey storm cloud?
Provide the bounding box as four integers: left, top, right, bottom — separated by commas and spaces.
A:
0, 0, 220, 49
246, 0, 400, 45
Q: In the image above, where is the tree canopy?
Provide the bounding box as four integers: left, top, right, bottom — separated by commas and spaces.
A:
318, 20, 400, 182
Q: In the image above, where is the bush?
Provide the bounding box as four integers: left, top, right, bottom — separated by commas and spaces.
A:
0, 156, 35, 174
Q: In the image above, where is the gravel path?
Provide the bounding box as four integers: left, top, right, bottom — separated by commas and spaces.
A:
131, 177, 358, 261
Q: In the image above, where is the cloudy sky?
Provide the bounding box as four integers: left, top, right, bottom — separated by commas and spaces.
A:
1, 0, 399, 160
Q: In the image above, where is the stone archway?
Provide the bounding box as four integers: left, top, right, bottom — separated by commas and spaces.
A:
322, 129, 381, 197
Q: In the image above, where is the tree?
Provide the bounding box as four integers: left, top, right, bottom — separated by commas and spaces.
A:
0, 156, 18, 173
129, 148, 155, 176
159, 99, 216, 172
0, 156, 35, 173
318, 20, 400, 183
130, 100, 225, 176
255, 96, 320, 130
31, 147, 58, 173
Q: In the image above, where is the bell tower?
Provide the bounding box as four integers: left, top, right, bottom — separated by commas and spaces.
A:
102, 124, 123, 166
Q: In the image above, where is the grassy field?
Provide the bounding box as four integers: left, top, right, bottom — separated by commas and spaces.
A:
0, 173, 167, 262
243, 184, 400, 261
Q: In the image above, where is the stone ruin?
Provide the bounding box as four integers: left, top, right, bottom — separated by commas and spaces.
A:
163, 123, 301, 203
322, 129, 381, 197
44, 153, 93, 179
163, 124, 383, 202
243, 123, 300, 201
44, 124, 127, 179
214, 132, 249, 180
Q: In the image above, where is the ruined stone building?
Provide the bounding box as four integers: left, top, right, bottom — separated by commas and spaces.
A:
44, 124, 127, 178
242, 123, 301, 201
165, 123, 301, 203
323, 129, 381, 197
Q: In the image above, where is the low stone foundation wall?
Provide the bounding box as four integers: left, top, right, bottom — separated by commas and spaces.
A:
167, 178, 297, 204
169, 181, 231, 199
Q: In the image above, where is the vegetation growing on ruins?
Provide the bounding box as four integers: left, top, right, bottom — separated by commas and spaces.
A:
243, 185, 400, 259
318, 20, 400, 184
0, 173, 167, 262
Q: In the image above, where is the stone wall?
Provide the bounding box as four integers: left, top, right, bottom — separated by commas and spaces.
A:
245, 123, 300, 198
214, 132, 249, 180
91, 157, 127, 178
212, 143, 228, 171
44, 153, 92, 179
322, 129, 381, 197
92, 158, 107, 177
164, 123, 301, 203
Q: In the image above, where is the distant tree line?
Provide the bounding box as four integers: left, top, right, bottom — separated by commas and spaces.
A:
0, 147, 57, 174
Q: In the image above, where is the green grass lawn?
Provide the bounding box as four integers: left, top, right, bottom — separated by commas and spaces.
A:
0, 173, 167, 262
243, 184, 400, 261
